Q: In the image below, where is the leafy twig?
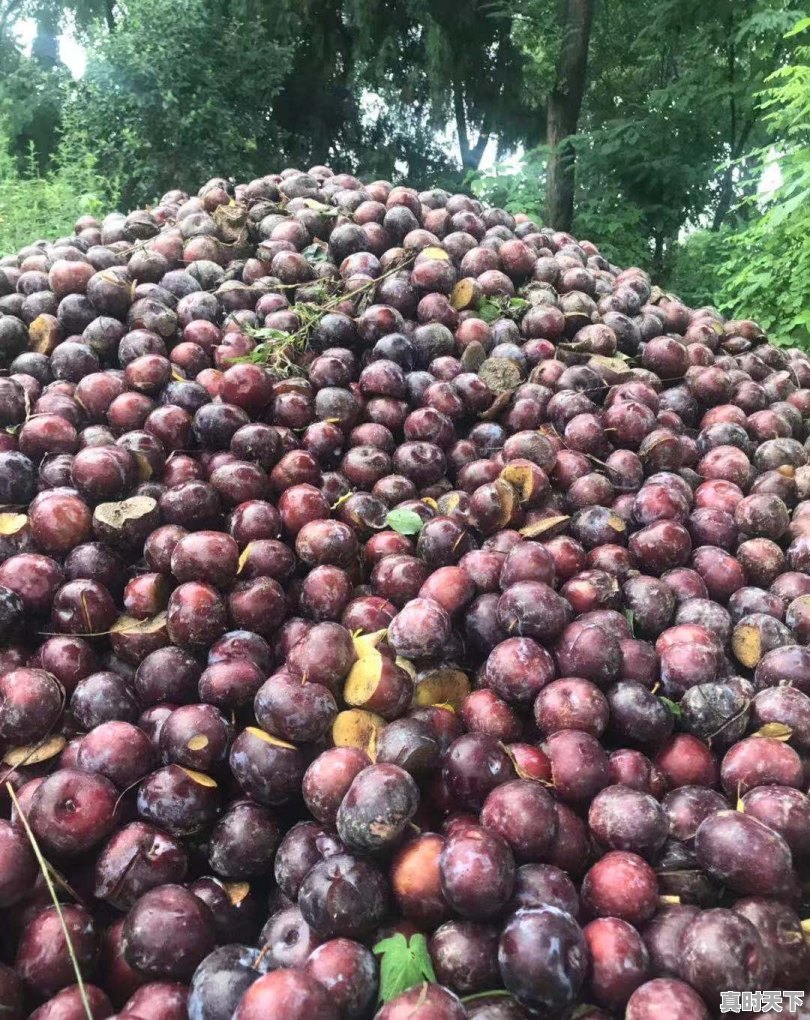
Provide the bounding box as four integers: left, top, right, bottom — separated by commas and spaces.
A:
373, 932, 436, 1003
238, 251, 417, 376
478, 295, 529, 323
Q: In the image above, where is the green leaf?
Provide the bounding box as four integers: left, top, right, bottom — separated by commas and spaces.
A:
477, 298, 503, 324
659, 696, 682, 718
786, 17, 810, 37
373, 933, 436, 1003
623, 608, 635, 634
301, 243, 329, 265
386, 509, 424, 536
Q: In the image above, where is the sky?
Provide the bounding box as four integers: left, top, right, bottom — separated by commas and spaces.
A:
14, 18, 86, 77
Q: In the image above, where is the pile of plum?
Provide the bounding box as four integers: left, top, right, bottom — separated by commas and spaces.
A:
0, 165, 809, 1020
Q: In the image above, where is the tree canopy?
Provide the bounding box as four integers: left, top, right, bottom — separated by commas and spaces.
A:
1, 0, 809, 344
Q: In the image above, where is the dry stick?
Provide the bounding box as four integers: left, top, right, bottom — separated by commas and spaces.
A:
6, 783, 95, 1020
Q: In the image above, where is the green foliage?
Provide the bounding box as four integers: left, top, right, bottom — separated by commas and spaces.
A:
659, 696, 682, 718
269, 0, 460, 186
470, 150, 652, 268
350, 0, 538, 170
477, 296, 529, 324
386, 509, 425, 536
1, 0, 809, 359
0, 8, 69, 172
701, 17, 810, 347
61, 0, 300, 208
373, 933, 436, 1003
572, 0, 804, 275
468, 149, 546, 221
572, 180, 651, 269
666, 229, 731, 310
0, 134, 109, 255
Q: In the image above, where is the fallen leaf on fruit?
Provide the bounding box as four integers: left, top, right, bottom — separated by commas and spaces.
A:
753, 722, 793, 741
179, 767, 218, 788
373, 932, 436, 1003
110, 612, 167, 635
519, 515, 569, 538
386, 508, 423, 535
461, 991, 512, 1005
223, 881, 250, 906
236, 543, 253, 574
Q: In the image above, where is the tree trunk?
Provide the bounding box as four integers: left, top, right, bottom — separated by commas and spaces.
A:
453, 31, 508, 172
652, 229, 665, 280
545, 0, 595, 230
453, 83, 476, 171
453, 81, 493, 172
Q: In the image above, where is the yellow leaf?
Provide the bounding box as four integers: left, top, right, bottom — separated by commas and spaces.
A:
519, 515, 570, 538
237, 543, 253, 574
244, 726, 296, 750
421, 246, 449, 261
110, 612, 167, 635
753, 722, 793, 741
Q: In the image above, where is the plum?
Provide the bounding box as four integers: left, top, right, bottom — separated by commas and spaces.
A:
626, 979, 710, 1020
680, 908, 774, 1002
588, 784, 668, 858
584, 916, 649, 1010
497, 906, 587, 1014
694, 810, 796, 896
